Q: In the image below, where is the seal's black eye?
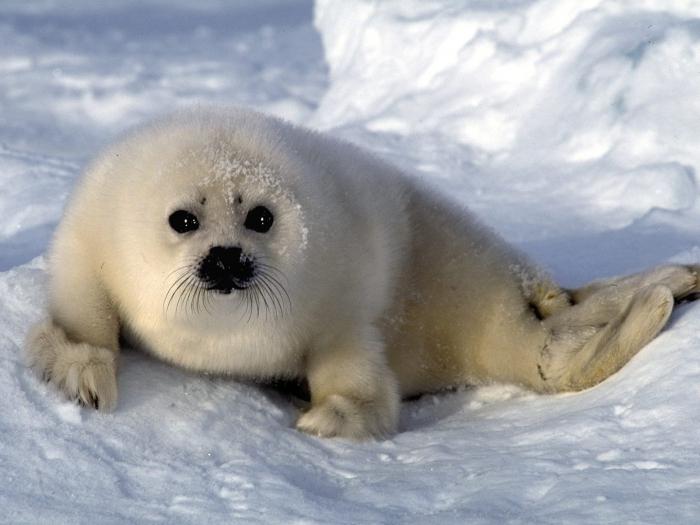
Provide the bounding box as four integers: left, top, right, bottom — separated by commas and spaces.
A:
244, 206, 274, 233
169, 210, 199, 234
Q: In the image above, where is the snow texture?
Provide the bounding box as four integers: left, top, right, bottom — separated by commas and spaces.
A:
3, 0, 700, 522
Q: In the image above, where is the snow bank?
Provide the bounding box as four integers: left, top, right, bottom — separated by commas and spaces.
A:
314, 0, 700, 160
313, 0, 700, 256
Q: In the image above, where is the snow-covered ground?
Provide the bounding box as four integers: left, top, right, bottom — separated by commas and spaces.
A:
3, 0, 700, 522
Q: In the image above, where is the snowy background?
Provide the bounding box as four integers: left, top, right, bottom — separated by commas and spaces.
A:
3, 0, 700, 522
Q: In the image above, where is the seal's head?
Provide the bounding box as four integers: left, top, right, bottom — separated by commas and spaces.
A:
111, 109, 314, 328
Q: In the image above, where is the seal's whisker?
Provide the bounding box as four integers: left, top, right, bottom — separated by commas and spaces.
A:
255, 280, 272, 321
166, 263, 196, 280
186, 275, 200, 316
181, 276, 194, 316
165, 272, 191, 315
202, 287, 213, 315
164, 269, 188, 301
257, 260, 289, 285
177, 275, 197, 315
199, 282, 212, 315
193, 282, 204, 316
237, 289, 248, 323
258, 274, 282, 319
254, 284, 264, 321
195, 280, 207, 316
262, 271, 291, 312
164, 257, 203, 316
246, 287, 255, 323
253, 275, 272, 318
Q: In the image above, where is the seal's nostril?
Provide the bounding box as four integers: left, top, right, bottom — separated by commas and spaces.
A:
199, 246, 255, 292
209, 246, 242, 269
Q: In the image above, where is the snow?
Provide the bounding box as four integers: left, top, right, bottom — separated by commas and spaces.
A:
3, 0, 700, 522
313, 0, 700, 280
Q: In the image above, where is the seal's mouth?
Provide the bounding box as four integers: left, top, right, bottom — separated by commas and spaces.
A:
207, 280, 250, 294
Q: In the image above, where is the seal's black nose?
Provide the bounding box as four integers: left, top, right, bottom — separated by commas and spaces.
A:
198, 246, 255, 292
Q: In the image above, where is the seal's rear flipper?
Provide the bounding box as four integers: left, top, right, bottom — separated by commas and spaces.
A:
539, 284, 673, 392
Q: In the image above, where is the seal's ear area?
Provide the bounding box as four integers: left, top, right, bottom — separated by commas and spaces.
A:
25, 320, 118, 411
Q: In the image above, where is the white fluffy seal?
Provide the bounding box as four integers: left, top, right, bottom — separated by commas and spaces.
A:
26, 107, 700, 439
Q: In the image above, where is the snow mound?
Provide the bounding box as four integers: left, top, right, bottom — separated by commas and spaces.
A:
313, 0, 700, 249
313, 0, 700, 159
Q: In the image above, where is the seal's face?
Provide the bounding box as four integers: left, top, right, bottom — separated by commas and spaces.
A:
139, 135, 308, 327
167, 207, 270, 293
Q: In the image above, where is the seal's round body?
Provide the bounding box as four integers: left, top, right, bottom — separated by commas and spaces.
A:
26, 107, 700, 438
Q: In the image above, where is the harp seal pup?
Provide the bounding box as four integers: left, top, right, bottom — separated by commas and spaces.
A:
25, 107, 700, 439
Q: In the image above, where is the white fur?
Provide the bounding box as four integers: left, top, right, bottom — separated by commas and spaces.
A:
25, 107, 700, 439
